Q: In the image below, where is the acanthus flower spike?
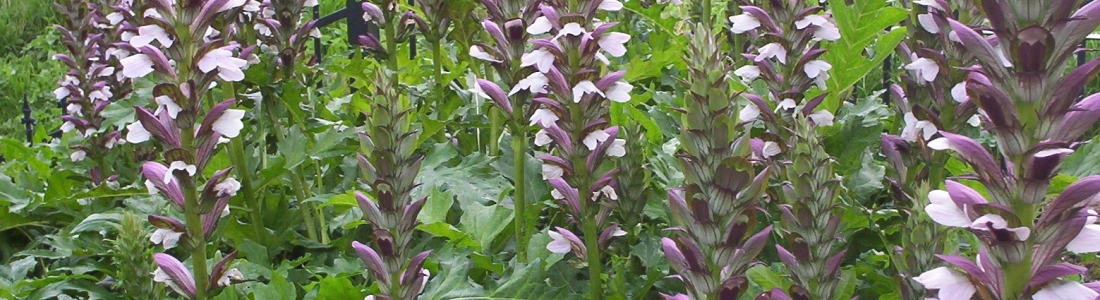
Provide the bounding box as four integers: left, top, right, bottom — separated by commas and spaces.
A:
908, 1, 1100, 299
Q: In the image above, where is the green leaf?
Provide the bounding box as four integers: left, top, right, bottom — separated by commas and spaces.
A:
314, 276, 363, 300
251, 273, 296, 300
422, 246, 486, 299
822, 0, 907, 112
419, 187, 454, 225
277, 125, 308, 170
487, 259, 571, 299
459, 197, 513, 252
69, 213, 122, 234
747, 263, 792, 291
416, 143, 510, 207
845, 151, 886, 200
630, 234, 667, 270
416, 222, 479, 249
1062, 136, 1100, 177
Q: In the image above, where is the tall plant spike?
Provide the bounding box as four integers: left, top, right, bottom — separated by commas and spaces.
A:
659, 17, 773, 299
729, 0, 847, 298
110, 0, 259, 298
909, 1, 1100, 299
351, 1, 432, 299
472, 0, 543, 263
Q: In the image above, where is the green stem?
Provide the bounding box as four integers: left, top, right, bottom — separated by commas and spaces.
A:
701, 0, 712, 27
512, 127, 528, 262
490, 107, 501, 155
1001, 257, 1032, 300
582, 214, 604, 300
267, 110, 319, 242
181, 128, 208, 300
431, 38, 447, 142
228, 138, 265, 246
291, 169, 320, 242
312, 161, 327, 242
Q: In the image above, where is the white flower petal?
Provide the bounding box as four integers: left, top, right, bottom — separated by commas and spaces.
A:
216, 178, 241, 197
469, 45, 501, 63
951, 82, 968, 103
557, 23, 586, 38
728, 13, 761, 34
70, 150, 86, 162
212, 109, 246, 138
145, 179, 158, 195
1032, 281, 1099, 300
734, 65, 761, 82
606, 81, 633, 103
583, 130, 611, 150
925, 190, 971, 227
542, 164, 563, 180
529, 108, 559, 127
756, 43, 787, 64
914, 267, 976, 300
813, 22, 842, 41
520, 49, 555, 73
927, 138, 951, 151
598, 32, 631, 57
914, 0, 946, 11
1066, 224, 1100, 254
511, 72, 549, 96
918, 13, 939, 34
967, 115, 981, 127
155, 96, 182, 119
61, 121, 76, 133
905, 57, 940, 82
572, 80, 603, 103
547, 231, 571, 254
218, 269, 243, 287
808, 110, 835, 126
607, 139, 626, 157
598, 0, 623, 11
803, 60, 832, 79
762, 141, 781, 158
125, 120, 151, 143
970, 214, 1030, 240
528, 17, 552, 35
795, 15, 828, 29
739, 104, 760, 121
151, 228, 183, 249
120, 54, 155, 79
777, 98, 796, 111
534, 130, 552, 146
1034, 148, 1074, 158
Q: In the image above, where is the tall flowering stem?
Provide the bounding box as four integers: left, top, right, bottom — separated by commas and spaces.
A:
909, 1, 1100, 299
658, 19, 772, 299
729, 1, 846, 298
513, 0, 633, 298
881, 1, 984, 298
54, 0, 133, 184
351, 1, 432, 299
114, 0, 254, 298
245, 0, 325, 243
471, 0, 541, 262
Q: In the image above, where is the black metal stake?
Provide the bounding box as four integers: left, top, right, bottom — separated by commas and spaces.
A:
22, 96, 35, 144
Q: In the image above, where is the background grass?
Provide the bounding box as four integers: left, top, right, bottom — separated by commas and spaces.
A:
0, 0, 63, 141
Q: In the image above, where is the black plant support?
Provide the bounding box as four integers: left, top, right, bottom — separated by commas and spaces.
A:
314, 0, 382, 95
22, 96, 35, 144
50, 96, 66, 140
